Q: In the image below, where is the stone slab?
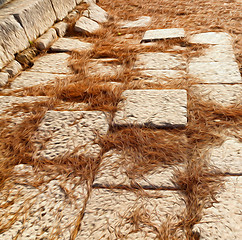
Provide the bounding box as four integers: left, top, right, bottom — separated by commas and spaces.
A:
29, 53, 71, 74
83, 3, 109, 23
94, 150, 184, 189
50, 38, 93, 52
76, 188, 185, 239
142, 28, 185, 42
74, 16, 100, 34
188, 62, 242, 84
53, 21, 69, 37
134, 52, 186, 70
51, 0, 76, 21
209, 138, 242, 174
119, 16, 151, 28
194, 176, 242, 239
35, 28, 58, 50
190, 84, 242, 106
3, 60, 22, 77
33, 111, 109, 160
10, 72, 69, 90
114, 89, 187, 128
0, 72, 8, 87
0, 164, 87, 240
189, 32, 232, 45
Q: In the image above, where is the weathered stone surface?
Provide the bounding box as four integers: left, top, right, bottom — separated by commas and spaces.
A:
0, 72, 8, 87
3, 60, 22, 77
29, 53, 71, 74
51, 0, 76, 21
94, 150, 185, 189
0, 164, 87, 240
119, 16, 151, 28
188, 61, 242, 84
190, 84, 242, 106
142, 28, 185, 42
209, 138, 242, 174
83, 3, 109, 23
50, 38, 93, 52
35, 28, 58, 50
189, 32, 232, 45
114, 89, 187, 127
189, 44, 236, 63
134, 52, 186, 70
0, 0, 11, 7
53, 21, 69, 37
194, 176, 242, 239
33, 111, 109, 160
0, 15, 29, 67
76, 188, 185, 239
74, 16, 100, 34
10, 72, 69, 90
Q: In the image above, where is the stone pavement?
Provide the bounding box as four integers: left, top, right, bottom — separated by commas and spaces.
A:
0, 1, 241, 239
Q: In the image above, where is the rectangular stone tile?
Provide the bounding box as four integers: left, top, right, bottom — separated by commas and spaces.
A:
29, 53, 71, 74
74, 16, 101, 34
33, 111, 109, 160
94, 150, 185, 189
83, 3, 109, 23
51, 0, 76, 21
76, 188, 185, 239
114, 89, 187, 128
193, 176, 242, 240
142, 28, 185, 42
134, 52, 186, 70
188, 62, 242, 84
119, 16, 151, 28
190, 84, 242, 106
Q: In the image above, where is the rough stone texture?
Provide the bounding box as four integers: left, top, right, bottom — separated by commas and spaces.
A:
189, 32, 232, 45
94, 150, 185, 189
189, 44, 236, 63
83, 3, 109, 23
15, 47, 38, 67
10, 72, 69, 90
35, 28, 58, 50
51, 0, 76, 21
3, 60, 22, 77
119, 16, 151, 28
190, 84, 242, 106
53, 21, 69, 37
76, 188, 185, 239
209, 138, 242, 174
74, 16, 100, 34
50, 38, 93, 52
194, 176, 242, 240
114, 89, 187, 127
0, 15, 29, 67
33, 111, 109, 160
188, 62, 241, 84
134, 52, 186, 70
29, 53, 71, 74
142, 28, 185, 42
0, 72, 8, 87
0, 164, 87, 240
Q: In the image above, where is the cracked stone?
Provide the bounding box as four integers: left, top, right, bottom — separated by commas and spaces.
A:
74, 16, 101, 34
53, 21, 69, 37
83, 3, 109, 23
51, 0, 76, 21
35, 28, 58, 50
114, 89, 187, 128
3, 60, 22, 77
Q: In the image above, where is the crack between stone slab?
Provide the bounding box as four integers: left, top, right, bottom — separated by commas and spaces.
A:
13, 14, 30, 43
48, 0, 58, 21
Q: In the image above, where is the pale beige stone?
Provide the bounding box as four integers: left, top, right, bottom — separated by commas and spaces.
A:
83, 3, 109, 23
51, 0, 76, 21
53, 21, 69, 37
74, 16, 100, 34
0, 72, 8, 87
3, 60, 22, 77
120, 16, 151, 28
35, 28, 58, 50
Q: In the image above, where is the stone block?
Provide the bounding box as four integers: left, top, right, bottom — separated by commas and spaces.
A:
0, 72, 8, 87
33, 111, 109, 160
142, 28, 185, 42
188, 62, 242, 84
83, 3, 109, 23
194, 176, 242, 239
51, 0, 76, 21
134, 52, 186, 70
35, 28, 58, 50
3, 60, 22, 78
76, 188, 185, 239
29, 53, 71, 74
119, 16, 151, 28
50, 38, 93, 52
113, 89, 187, 128
15, 47, 38, 67
74, 16, 100, 34
53, 21, 69, 37
10, 72, 69, 90
190, 84, 242, 106
189, 32, 232, 45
